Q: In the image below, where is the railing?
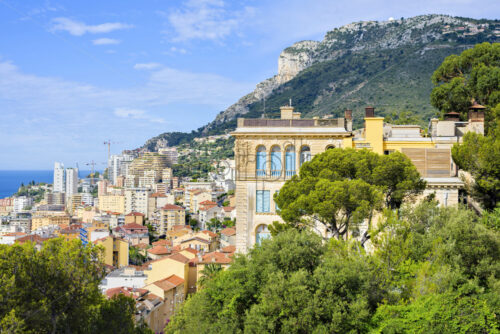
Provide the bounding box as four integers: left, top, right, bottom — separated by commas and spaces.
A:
285, 170, 296, 177
256, 169, 266, 177
242, 118, 342, 128
271, 170, 281, 177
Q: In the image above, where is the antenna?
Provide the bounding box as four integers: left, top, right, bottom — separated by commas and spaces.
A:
263, 96, 266, 118
289, 98, 292, 107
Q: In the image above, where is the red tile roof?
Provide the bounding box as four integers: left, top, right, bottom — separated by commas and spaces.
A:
181, 247, 199, 255
223, 206, 235, 212
3, 232, 26, 237
150, 193, 167, 198
152, 274, 184, 291
105, 287, 148, 299
220, 227, 236, 236
152, 239, 172, 247
201, 230, 217, 238
172, 225, 191, 231
16, 234, 47, 244
221, 245, 236, 253
195, 251, 233, 265
180, 237, 210, 244
166, 253, 190, 264
162, 204, 184, 211
199, 200, 216, 205
121, 223, 147, 230
148, 245, 170, 255
126, 212, 145, 216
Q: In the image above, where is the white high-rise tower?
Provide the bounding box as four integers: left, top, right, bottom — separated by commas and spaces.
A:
65, 168, 79, 198
53, 162, 65, 193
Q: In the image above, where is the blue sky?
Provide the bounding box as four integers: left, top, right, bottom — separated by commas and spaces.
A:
0, 0, 498, 169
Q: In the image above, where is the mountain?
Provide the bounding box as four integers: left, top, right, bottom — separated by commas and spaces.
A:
143, 14, 499, 150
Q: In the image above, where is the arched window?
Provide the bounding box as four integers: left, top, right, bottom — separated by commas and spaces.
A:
256, 146, 266, 176
326, 145, 335, 150
255, 224, 271, 245
271, 146, 282, 177
300, 146, 311, 166
285, 145, 296, 177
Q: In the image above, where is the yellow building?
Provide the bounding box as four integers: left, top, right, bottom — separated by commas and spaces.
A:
98, 194, 125, 214
159, 204, 186, 235
94, 236, 129, 268
232, 105, 485, 253
143, 253, 190, 295
31, 215, 71, 231
144, 274, 185, 323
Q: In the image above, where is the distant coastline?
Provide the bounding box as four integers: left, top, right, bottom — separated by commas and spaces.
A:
0, 170, 94, 199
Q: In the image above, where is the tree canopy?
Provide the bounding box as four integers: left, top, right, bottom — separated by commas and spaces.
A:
0, 238, 152, 333
166, 202, 499, 333
274, 148, 425, 243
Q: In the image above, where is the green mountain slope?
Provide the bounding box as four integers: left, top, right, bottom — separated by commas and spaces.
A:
143, 14, 499, 150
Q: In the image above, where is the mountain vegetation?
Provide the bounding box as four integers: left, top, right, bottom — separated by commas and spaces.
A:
144, 14, 499, 149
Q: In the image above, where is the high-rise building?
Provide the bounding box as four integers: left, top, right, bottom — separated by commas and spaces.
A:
53, 162, 65, 193
65, 168, 79, 198
108, 153, 134, 185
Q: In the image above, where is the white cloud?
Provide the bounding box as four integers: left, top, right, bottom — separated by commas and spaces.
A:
92, 38, 121, 45
50, 17, 133, 36
134, 63, 162, 70
165, 0, 255, 42
114, 108, 145, 118
170, 46, 188, 54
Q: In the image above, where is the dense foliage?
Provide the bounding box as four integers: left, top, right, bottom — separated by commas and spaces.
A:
166, 203, 499, 333
433, 42, 500, 209
0, 239, 152, 333
274, 148, 425, 243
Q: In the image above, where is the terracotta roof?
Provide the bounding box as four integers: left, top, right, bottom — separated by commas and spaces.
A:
199, 205, 217, 211
470, 101, 486, 109
223, 206, 235, 212
220, 227, 236, 236
201, 230, 217, 238
166, 253, 190, 264
105, 287, 148, 299
180, 237, 210, 244
16, 234, 47, 244
150, 193, 167, 198
172, 225, 191, 231
181, 247, 199, 255
199, 200, 216, 205
147, 245, 170, 255
135, 242, 150, 249
152, 274, 184, 291
162, 204, 184, 211
126, 212, 145, 216
196, 251, 233, 265
3, 232, 26, 237
152, 239, 172, 247
221, 245, 236, 253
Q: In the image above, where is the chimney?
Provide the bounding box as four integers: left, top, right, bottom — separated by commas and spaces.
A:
444, 112, 460, 122
344, 109, 353, 132
365, 106, 375, 118
280, 106, 294, 119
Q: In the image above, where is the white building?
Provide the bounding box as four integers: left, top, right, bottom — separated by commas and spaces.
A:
65, 168, 79, 198
13, 196, 34, 213
81, 193, 94, 206
99, 267, 147, 292
125, 188, 150, 216
108, 153, 134, 185
53, 162, 65, 193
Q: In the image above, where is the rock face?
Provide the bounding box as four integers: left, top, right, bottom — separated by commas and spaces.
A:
202, 14, 498, 134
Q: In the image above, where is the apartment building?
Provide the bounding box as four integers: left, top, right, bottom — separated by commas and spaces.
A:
159, 204, 186, 235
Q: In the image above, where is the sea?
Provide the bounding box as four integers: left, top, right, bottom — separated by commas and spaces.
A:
0, 170, 93, 199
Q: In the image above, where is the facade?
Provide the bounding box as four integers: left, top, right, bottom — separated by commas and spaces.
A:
113, 223, 149, 246
232, 105, 485, 253
44, 192, 65, 206
98, 194, 125, 214
124, 188, 150, 216
13, 196, 34, 213
159, 204, 186, 235
94, 236, 129, 268
100, 267, 147, 291
65, 168, 79, 199
53, 162, 65, 193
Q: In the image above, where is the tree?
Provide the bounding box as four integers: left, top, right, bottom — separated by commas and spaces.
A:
198, 264, 222, 288
452, 129, 500, 209
275, 148, 425, 244
431, 42, 500, 127
0, 238, 151, 333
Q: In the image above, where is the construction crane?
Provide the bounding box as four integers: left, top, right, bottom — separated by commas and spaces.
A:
83, 160, 105, 185
103, 140, 121, 160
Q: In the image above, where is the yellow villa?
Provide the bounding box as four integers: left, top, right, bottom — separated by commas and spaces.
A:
232, 104, 485, 253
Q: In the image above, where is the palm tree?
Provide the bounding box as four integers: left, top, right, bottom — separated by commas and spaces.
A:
198, 263, 222, 287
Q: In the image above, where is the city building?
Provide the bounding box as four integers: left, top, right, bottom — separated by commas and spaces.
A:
53, 162, 65, 193
65, 168, 79, 199
44, 192, 65, 206
94, 236, 129, 268
159, 204, 185, 235
125, 188, 150, 217
13, 196, 34, 213
113, 223, 149, 246
98, 194, 125, 214
232, 105, 485, 253
99, 267, 148, 292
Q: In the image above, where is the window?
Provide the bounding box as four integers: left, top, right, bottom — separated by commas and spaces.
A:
300, 146, 311, 166
256, 146, 266, 176
271, 146, 282, 177
256, 190, 270, 213
326, 145, 335, 150
285, 146, 296, 177
256, 224, 271, 245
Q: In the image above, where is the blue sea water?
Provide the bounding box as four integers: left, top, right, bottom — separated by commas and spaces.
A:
0, 170, 93, 199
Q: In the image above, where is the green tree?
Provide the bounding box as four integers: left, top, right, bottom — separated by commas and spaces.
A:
0, 238, 151, 333
275, 148, 425, 244
431, 42, 500, 127
452, 129, 500, 209
198, 264, 222, 288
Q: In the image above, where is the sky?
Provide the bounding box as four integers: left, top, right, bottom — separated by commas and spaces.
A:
0, 0, 498, 170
